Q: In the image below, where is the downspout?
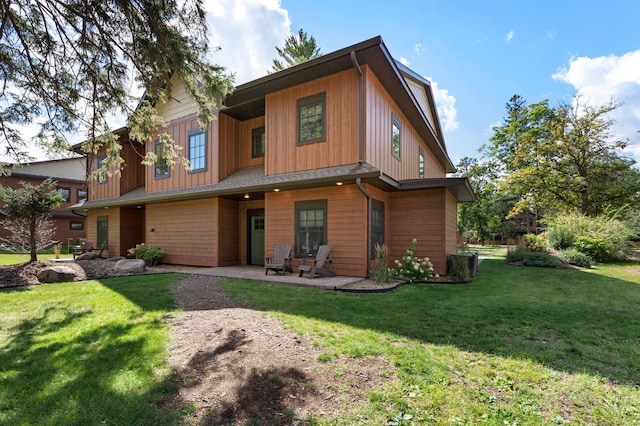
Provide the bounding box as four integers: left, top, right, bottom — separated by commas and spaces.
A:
351, 51, 372, 274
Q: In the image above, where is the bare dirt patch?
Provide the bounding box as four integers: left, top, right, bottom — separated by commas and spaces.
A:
164, 274, 395, 425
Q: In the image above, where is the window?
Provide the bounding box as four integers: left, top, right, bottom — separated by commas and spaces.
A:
419, 147, 425, 178
96, 154, 107, 183
188, 129, 206, 172
295, 200, 327, 257
70, 221, 84, 231
252, 127, 265, 157
392, 114, 401, 159
77, 188, 87, 203
97, 216, 108, 248
57, 187, 70, 203
297, 92, 326, 145
154, 139, 169, 178
371, 200, 385, 259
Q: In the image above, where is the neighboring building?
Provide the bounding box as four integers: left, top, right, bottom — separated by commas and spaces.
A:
1, 157, 87, 245
73, 36, 474, 277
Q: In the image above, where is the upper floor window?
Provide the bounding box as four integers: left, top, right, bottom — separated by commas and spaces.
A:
392, 114, 401, 159
297, 92, 326, 145
77, 188, 87, 203
154, 139, 170, 179
96, 154, 107, 184
419, 147, 425, 178
252, 127, 265, 157
57, 187, 70, 203
188, 129, 206, 172
295, 199, 327, 257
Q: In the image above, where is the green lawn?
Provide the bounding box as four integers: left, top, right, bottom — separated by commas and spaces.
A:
0, 253, 74, 265
1, 256, 639, 424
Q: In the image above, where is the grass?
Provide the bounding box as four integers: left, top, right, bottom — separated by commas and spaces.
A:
0, 274, 187, 425
1, 252, 639, 424
0, 253, 73, 265
219, 256, 640, 425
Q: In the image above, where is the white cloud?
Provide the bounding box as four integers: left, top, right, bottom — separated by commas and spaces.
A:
204, 0, 290, 84
414, 43, 424, 56
426, 77, 459, 133
505, 30, 515, 42
398, 57, 410, 67
553, 50, 640, 161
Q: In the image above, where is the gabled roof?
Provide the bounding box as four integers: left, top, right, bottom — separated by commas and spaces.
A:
223, 35, 456, 173
6, 157, 86, 182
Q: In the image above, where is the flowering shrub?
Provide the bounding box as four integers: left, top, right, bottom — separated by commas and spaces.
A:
128, 243, 167, 266
393, 238, 435, 281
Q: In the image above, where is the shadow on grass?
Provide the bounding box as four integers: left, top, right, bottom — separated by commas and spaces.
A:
221, 259, 640, 387
0, 281, 181, 425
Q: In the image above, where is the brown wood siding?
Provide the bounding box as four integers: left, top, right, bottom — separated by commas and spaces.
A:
364, 67, 445, 180
88, 148, 120, 201
265, 69, 359, 175
239, 116, 266, 168
388, 189, 447, 274
265, 185, 368, 277
217, 113, 240, 180
445, 190, 458, 255
217, 198, 240, 266
120, 141, 145, 194
119, 206, 145, 257
146, 199, 218, 266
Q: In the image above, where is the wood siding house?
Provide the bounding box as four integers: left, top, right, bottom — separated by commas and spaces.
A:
73, 36, 474, 276
1, 158, 87, 245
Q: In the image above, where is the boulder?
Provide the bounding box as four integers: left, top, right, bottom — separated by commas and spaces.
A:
75, 252, 98, 261
38, 266, 77, 283
114, 259, 146, 274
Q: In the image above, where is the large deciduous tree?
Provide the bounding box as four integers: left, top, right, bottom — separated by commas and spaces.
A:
271, 29, 321, 72
0, 0, 234, 175
484, 95, 640, 217
0, 178, 64, 261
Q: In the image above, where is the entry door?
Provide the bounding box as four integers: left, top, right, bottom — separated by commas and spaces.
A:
248, 211, 265, 265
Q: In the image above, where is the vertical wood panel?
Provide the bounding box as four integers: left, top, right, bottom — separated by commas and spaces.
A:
218, 198, 240, 266
239, 116, 265, 168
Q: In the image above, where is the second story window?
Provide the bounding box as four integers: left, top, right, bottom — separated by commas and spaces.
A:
188, 129, 206, 172
77, 188, 87, 203
392, 114, 401, 159
297, 92, 326, 145
57, 187, 70, 203
96, 154, 107, 184
419, 148, 425, 178
154, 139, 169, 179
252, 127, 265, 157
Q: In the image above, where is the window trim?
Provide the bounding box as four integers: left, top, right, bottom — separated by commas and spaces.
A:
70, 221, 84, 231
154, 139, 170, 179
57, 186, 70, 203
392, 113, 401, 160
77, 188, 87, 203
188, 128, 207, 173
251, 126, 265, 158
297, 92, 326, 145
294, 199, 328, 257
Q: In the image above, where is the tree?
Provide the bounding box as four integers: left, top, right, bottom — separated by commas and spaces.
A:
0, 0, 234, 175
271, 29, 321, 72
454, 157, 516, 244
0, 179, 64, 261
485, 95, 640, 217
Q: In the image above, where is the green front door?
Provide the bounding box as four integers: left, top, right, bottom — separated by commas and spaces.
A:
249, 212, 265, 265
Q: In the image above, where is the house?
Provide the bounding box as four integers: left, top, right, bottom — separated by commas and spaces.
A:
0, 158, 87, 247
72, 36, 474, 277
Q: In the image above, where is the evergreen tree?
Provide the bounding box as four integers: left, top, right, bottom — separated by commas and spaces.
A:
271, 29, 321, 72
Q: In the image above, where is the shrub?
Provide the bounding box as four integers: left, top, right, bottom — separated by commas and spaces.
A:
449, 255, 471, 282
393, 238, 435, 281
557, 249, 592, 267
520, 233, 547, 252
369, 243, 393, 284
506, 247, 562, 268
572, 236, 611, 262
130, 245, 167, 266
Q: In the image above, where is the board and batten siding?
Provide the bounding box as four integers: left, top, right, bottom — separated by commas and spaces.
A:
238, 116, 266, 169
85, 208, 120, 259
364, 66, 445, 181
265, 184, 368, 277
265, 69, 359, 176
388, 188, 447, 274
445, 189, 458, 256
146, 199, 218, 266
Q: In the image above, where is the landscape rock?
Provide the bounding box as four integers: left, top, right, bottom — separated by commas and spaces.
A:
75, 252, 98, 261
114, 259, 146, 274
37, 266, 77, 283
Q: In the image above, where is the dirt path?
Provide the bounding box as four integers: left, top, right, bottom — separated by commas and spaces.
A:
164, 274, 394, 425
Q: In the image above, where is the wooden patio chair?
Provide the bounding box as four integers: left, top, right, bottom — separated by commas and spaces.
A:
298, 244, 335, 279
265, 244, 293, 275
95, 241, 108, 259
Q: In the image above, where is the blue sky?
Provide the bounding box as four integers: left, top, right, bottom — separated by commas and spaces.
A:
204, 0, 640, 166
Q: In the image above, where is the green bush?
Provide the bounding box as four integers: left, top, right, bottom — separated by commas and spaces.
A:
557, 249, 592, 267
572, 236, 611, 262
547, 225, 575, 250
506, 247, 562, 268
131, 245, 167, 266
520, 233, 547, 252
